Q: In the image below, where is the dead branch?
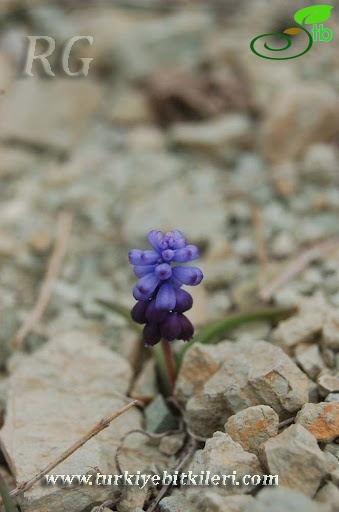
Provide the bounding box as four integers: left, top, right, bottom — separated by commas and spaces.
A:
11, 211, 73, 348
258, 238, 339, 302
0, 400, 138, 506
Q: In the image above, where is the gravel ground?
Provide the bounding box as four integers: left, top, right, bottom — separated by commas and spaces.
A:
0, 1, 339, 512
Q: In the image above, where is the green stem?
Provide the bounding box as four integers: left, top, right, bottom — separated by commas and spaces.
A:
176, 306, 296, 368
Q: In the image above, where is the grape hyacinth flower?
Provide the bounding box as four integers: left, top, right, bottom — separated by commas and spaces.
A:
129, 230, 203, 347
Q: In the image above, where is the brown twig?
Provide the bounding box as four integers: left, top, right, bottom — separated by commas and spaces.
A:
258, 238, 339, 302
278, 417, 295, 430
11, 211, 73, 348
0, 400, 138, 506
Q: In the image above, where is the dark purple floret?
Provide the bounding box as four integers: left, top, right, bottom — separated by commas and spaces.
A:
177, 314, 194, 341
145, 299, 168, 323
131, 300, 149, 324
160, 313, 181, 341
143, 322, 162, 347
173, 288, 193, 313
129, 230, 203, 346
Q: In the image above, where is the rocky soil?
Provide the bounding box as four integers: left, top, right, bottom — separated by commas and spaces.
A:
0, 1, 339, 512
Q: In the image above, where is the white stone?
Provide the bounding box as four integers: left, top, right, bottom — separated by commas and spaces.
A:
0, 79, 101, 152
0, 330, 168, 512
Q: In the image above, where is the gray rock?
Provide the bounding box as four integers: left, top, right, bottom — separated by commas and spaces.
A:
315, 481, 339, 509
273, 294, 328, 354
229, 321, 271, 343
259, 424, 326, 497
182, 340, 310, 436
109, 88, 154, 125
70, 8, 143, 70
295, 402, 339, 442
144, 394, 177, 433
271, 231, 296, 259
159, 491, 197, 512
301, 144, 338, 185
323, 451, 339, 474
113, 12, 214, 80
122, 173, 226, 249
188, 432, 263, 495
330, 468, 339, 486
295, 344, 326, 380
271, 160, 300, 198
175, 342, 231, 404
27, 5, 76, 43
130, 358, 158, 403
0, 146, 36, 178
187, 491, 254, 512
0, 308, 19, 368
103, 327, 144, 370
260, 83, 339, 164
0, 48, 15, 93
199, 258, 241, 289
325, 393, 339, 403
243, 487, 322, 512
325, 443, 339, 461
159, 433, 185, 456
0, 330, 169, 512
225, 406, 279, 456
117, 486, 152, 512
0, 78, 101, 152
170, 115, 253, 155
232, 237, 256, 261
322, 310, 339, 351
322, 349, 336, 370
127, 126, 166, 152
317, 372, 339, 398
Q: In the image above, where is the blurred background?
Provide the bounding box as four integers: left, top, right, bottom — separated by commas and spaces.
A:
0, 0, 339, 365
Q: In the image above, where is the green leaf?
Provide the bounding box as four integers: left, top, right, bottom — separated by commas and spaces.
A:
294, 5, 333, 25
95, 298, 141, 333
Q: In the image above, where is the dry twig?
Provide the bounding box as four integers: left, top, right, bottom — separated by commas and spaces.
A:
0, 400, 138, 506
259, 238, 339, 302
278, 417, 295, 430
11, 211, 73, 348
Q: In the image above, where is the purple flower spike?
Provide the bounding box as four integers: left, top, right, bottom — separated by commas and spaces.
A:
129, 229, 203, 346
172, 266, 203, 286
133, 264, 157, 278
160, 313, 181, 341
155, 263, 172, 280
143, 322, 162, 347
156, 282, 176, 311
178, 314, 194, 341
131, 301, 149, 324
133, 273, 159, 300
174, 288, 193, 313
129, 249, 159, 266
